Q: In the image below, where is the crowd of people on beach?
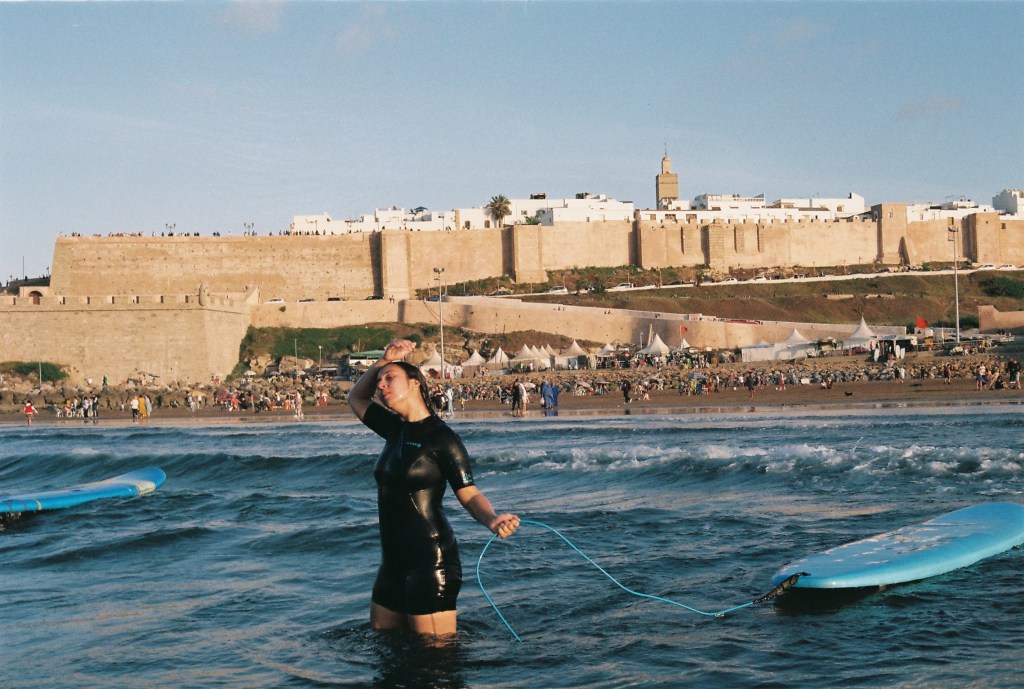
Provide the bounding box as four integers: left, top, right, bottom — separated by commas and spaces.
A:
3, 350, 1021, 424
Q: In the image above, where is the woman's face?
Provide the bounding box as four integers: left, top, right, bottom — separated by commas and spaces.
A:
377, 364, 419, 410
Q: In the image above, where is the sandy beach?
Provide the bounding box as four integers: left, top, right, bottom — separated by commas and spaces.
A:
4, 373, 1021, 428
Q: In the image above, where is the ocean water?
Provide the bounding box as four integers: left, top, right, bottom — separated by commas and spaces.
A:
2, 404, 1022, 689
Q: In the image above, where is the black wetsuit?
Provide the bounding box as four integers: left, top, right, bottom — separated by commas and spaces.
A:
362, 403, 476, 615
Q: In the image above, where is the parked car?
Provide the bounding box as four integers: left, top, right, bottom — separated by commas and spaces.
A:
264, 298, 285, 304
997, 264, 1018, 271
547, 286, 569, 294
298, 298, 316, 303
327, 296, 347, 301
488, 288, 512, 296
750, 275, 769, 282
608, 282, 635, 291
720, 277, 738, 283
973, 264, 997, 271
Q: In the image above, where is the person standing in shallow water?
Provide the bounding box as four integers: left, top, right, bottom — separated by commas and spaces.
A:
348, 339, 520, 637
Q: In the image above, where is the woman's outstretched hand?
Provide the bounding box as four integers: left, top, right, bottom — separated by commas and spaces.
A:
490, 514, 520, 539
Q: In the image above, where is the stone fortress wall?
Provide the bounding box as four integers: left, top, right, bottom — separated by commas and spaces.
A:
3, 204, 1022, 384
0, 287, 256, 383
46, 206, 1024, 302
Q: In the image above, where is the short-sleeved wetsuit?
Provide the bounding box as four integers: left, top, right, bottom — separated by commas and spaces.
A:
362, 403, 476, 615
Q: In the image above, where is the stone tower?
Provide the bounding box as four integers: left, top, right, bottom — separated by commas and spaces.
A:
656, 153, 679, 208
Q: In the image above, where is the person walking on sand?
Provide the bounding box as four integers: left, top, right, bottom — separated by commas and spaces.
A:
511, 378, 524, 417
24, 400, 38, 425
347, 338, 519, 637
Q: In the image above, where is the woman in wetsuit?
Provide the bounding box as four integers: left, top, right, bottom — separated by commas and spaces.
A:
348, 339, 519, 636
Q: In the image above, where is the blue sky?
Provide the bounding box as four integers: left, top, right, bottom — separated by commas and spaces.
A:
2, 1, 1021, 283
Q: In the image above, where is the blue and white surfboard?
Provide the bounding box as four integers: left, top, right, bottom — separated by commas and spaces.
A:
772, 502, 1024, 589
0, 467, 166, 515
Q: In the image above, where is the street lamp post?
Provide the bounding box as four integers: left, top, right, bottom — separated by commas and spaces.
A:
318, 345, 322, 372
948, 225, 961, 343
433, 267, 445, 378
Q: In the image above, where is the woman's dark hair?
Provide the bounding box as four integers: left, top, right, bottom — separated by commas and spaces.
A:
378, 360, 438, 417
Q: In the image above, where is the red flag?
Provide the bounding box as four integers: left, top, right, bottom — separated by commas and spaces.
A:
915, 317, 927, 329
679, 325, 688, 334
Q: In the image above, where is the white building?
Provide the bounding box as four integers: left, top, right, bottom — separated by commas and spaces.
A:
291, 207, 457, 234
294, 193, 634, 234
905, 199, 995, 222
645, 192, 867, 224
993, 188, 1023, 215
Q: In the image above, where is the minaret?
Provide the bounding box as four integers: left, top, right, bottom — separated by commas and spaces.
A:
656, 149, 679, 208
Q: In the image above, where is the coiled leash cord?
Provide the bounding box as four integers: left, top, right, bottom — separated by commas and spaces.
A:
476, 518, 802, 641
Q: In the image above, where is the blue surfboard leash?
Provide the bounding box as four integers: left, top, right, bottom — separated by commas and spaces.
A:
476, 518, 803, 641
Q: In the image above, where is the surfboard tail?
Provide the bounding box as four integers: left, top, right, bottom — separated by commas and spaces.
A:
753, 572, 807, 604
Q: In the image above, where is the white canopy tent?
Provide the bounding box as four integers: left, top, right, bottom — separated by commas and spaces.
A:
511, 345, 548, 370
555, 339, 591, 370
843, 317, 878, 349
463, 350, 486, 366
561, 340, 588, 357
740, 341, 779, 362
487, 347, 510, 364
776, 328, 816, 360
639, 333, 671, 356
418, 351, 451, 374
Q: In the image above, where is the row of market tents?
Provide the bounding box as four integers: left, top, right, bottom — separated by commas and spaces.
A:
739, 318, 912, 362
417, 317, 906, 373
420, 340, 595, 374
421, 335, 707, 376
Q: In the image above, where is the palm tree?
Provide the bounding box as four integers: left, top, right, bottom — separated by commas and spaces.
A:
485, 195, 511, 228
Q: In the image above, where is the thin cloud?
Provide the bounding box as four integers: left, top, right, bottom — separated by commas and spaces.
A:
897, 94, 966, 120
216, 1, 285, 36
771, 16, 833, 48
336, 5, 398, 56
